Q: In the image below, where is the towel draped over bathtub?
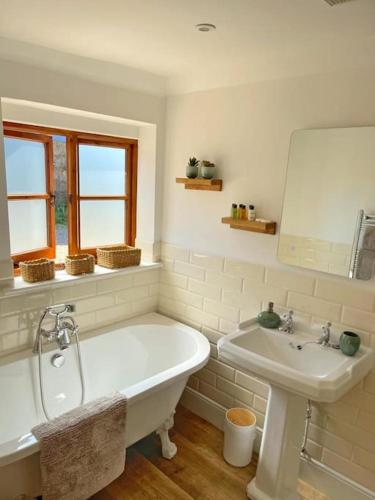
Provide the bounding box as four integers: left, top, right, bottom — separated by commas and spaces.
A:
32, 392, 127, 500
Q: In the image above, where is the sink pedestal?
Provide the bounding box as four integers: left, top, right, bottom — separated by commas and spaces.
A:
247, 385, 306, 500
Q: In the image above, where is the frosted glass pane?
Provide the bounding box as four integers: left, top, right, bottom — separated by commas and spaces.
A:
79, 145, 125, 195
8, 200, 47, 254
80, 201, 125, 248
4, 138, 46, 194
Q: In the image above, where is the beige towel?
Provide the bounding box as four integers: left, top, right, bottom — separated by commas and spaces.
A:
355, 248, 375, 280
362, 225, 375, 251
32, 392, 127, 500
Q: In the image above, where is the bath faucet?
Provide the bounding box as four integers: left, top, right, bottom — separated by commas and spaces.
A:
56, 317, 76, 350
279, 310, 295, 334
33, 304, 78, 353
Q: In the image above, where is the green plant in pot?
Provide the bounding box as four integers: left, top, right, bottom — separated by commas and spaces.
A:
186, 157, 199, 178
201, 160, 215, 179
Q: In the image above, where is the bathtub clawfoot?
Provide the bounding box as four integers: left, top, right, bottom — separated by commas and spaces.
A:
156, 412, 177, 459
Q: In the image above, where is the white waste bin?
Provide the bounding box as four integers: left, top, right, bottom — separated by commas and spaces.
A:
223, 407, 256, 467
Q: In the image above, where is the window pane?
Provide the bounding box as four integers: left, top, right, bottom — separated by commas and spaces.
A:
53, 136, 68, 261
79, 144, 126, 196
80, 200, 125, 248
8, 200, 47, 254
4, 138, 46, 194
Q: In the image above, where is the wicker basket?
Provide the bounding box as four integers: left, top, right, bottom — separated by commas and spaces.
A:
19, 258, 55, 283
65, 254, 95, 275
96, 245, 141, 269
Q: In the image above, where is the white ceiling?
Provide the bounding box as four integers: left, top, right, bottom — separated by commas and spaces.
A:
0, 0, 375, 95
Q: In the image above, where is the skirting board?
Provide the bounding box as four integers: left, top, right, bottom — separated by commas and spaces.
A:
180, 387, 374, 500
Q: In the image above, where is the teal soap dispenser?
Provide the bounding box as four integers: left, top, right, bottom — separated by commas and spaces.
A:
257, 302, 281, 329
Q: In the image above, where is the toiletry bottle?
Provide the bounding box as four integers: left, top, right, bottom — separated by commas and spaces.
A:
248, 205, 256, 221
238, 204, 243, 219
241, 204, 247, 220
231, 203, 238, 219
257, 302, 281, 329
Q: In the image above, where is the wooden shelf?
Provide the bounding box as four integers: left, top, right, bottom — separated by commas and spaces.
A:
222, 217, 277, 235
176, 178, 223, 191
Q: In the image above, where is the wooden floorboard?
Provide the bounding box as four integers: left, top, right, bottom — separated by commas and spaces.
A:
92, 405, 327, 500
145, 433, 249, 499
173, 406, 258, 483
91, 405, 252, 500
92, 447, 193, 500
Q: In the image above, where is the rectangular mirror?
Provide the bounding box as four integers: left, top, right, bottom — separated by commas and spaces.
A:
278, 127, 375, 280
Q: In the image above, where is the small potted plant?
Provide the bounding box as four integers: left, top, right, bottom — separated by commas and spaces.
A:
186, 157, 199, 178
201, 160, 216, 179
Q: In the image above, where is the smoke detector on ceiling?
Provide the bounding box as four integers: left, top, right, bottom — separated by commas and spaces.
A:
195, 23, 216, 32
323, 0, 356, 6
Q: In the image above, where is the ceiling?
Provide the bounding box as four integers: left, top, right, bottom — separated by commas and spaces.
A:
0, 0, 375, 95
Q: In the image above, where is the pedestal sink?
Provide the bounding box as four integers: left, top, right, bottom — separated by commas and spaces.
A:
217, 319, 373, 500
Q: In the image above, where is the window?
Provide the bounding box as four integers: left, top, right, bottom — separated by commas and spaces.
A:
4, 129, 55, 263
68, 135, 137, 255
3, 123, 137, 267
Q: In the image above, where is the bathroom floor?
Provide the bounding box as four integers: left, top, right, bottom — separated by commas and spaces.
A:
92, 406, 328, 500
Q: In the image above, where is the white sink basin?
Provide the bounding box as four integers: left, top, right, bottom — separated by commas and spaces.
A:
218, 319, 373, 402
218, 318, 374, 500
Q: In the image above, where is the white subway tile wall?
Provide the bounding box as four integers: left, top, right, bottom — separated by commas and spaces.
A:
1, 243, 375, 491
158, 243, 375, 492
0, 268, 160, 356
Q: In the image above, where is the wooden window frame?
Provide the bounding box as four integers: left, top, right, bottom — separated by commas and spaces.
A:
3, 122, 138, 261
68, 135, 138, 255
3, 127, 56, 264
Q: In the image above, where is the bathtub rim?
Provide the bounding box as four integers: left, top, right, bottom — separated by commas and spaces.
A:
0, 312, 210, 467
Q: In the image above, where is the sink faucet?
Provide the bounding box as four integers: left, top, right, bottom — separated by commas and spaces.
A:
33, 304, 78, 354
294, 321, 339, 351
319, 321, 332, 347
279, 310, 295, 334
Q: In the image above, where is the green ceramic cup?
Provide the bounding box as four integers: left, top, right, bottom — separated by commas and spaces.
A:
339, 331, 361, 356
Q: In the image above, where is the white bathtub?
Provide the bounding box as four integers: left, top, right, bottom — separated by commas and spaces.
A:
0, 312, 210, 499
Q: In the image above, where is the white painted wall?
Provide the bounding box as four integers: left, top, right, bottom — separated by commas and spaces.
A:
0, 36, 166, 97
161, 66, 375, 269
0, 59, 165, 124
1, 99, 140, 139
137, 124, 159, 260
0, 103, 12, 281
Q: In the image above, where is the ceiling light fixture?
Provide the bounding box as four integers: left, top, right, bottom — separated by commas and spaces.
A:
195, 23, 216, 32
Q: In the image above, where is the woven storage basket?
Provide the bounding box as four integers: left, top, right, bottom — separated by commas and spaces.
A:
96, 245, 141, 269
65, 254, 95, 275
20, 258, 55, 283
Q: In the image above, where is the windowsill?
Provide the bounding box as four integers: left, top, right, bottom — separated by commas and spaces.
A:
0, 261, 161, 297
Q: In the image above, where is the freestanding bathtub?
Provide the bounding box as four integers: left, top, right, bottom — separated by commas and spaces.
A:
0, 312, 210, 499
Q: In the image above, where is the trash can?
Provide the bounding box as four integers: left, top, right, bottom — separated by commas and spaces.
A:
223, 407, 256, 467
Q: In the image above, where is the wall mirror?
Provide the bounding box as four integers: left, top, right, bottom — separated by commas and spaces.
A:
278, 127, 375, 280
